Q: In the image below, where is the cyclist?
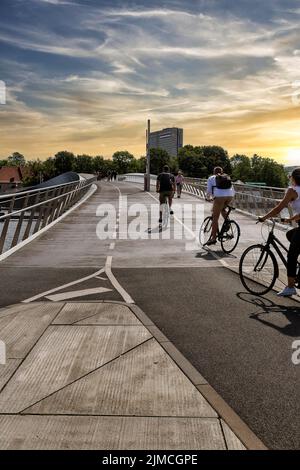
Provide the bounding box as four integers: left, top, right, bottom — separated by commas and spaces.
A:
259, 167, 300, 297
206, 166, 235, 246
156, 165, 175, 223
175, 171, 184, 198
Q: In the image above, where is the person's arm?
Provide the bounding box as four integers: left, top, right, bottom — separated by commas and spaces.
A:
259, 188, 297, 221
206, 177, 213, 199
283, 213, 300, 223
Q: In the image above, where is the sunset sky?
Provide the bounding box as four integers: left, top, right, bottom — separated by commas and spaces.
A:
0, 0, 300, 165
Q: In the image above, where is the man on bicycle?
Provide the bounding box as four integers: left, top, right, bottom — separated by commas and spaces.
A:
156, 165, 175, 224
206, 166, 235, 245
259, 167, 300, 297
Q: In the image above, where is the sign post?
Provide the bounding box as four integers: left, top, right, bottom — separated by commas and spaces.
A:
144, 119, 151, 191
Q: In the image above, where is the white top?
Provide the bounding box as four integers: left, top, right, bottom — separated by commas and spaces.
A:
207, 175, 235, 198
290, 185, 300, 213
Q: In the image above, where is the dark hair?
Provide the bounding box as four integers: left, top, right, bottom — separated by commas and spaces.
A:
163, 165, 169, 172
292, 168, 300, 186
214, 166, 223, 175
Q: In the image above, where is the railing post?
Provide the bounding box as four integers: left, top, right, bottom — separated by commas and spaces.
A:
0, 196, 15, 254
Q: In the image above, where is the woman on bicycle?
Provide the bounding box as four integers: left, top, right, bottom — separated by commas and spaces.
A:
259, 168, 300, 297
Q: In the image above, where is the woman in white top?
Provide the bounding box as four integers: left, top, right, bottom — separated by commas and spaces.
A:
259, 168, 300, 296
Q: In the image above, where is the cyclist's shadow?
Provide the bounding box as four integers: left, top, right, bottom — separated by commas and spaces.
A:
237, 292, 300, 337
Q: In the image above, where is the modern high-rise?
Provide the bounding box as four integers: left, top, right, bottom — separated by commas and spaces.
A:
149, 127, 183, 157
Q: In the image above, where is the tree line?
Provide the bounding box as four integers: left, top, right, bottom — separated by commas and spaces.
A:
0, 146, 288, 188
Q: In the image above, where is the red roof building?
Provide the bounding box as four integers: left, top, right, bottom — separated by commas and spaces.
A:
0, 166, 24, 193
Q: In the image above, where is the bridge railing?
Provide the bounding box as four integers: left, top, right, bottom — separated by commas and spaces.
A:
0, 175, 97, 255
121, 173, 292, 218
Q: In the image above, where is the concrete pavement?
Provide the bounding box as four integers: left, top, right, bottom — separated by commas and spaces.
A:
0, 300, 251, 450
0, 180, 299, 449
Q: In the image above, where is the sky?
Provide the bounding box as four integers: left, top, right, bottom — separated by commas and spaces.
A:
0, 0, 300, 164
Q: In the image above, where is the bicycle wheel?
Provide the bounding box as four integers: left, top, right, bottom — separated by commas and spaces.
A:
220, 220, 240, 254
239, 244, 278, 295
199, 216, 212, 246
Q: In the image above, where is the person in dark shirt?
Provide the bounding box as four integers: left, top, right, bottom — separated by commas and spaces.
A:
156, 165, 175, 223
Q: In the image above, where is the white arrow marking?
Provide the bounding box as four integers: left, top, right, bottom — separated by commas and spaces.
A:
46, 287, 112, 302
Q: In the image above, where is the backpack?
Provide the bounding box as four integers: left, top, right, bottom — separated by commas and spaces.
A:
159, 173, 174, 191
215, 174, 232, 190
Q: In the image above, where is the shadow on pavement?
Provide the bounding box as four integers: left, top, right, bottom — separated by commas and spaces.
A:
237, 292, 300, 337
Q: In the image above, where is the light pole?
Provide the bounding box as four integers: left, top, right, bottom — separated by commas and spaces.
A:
145, 119, 151, 191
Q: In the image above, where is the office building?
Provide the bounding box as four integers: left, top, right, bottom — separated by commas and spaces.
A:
149, 127, 183, 157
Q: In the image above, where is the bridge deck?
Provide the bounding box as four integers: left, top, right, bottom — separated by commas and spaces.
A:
0, 181, 299, 449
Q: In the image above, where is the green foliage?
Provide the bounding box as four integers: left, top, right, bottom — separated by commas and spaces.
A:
149, 148, 171, 174
112, 150, 134, 174
7, 152, 26, 167
54, 151, 76, 174
74, 154, 94, 173
230, 154, 288, 187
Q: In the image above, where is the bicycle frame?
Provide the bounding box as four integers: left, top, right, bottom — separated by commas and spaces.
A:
254, 221, 289, 275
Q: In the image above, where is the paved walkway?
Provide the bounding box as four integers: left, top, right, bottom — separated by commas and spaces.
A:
0, 180, 298, 449
0, 300, 253, 450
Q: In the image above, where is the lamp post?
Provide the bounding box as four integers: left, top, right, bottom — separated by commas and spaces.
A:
145, 119, 151, 191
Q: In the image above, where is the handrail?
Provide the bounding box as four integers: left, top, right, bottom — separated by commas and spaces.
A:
0, 175, 97, 255
120, 173, 291, 219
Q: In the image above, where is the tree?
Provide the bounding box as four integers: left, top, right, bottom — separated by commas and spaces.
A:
93, 156, 105, 173
149, 148, 171, 175
22, 159, 44, 187
7, 152, 26, 167
112, 150, 134, 174
200, 146, 231, 175
54, 151, 75, 174
230, 153, 288, 187
74, 154, 94, 174
0, 159, 7, 168
231, 154, 253, 182
178, 146, 207, 178
42, 157, 57, 180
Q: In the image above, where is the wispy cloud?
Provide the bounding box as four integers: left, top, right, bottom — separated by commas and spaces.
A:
0, 1, 300, 162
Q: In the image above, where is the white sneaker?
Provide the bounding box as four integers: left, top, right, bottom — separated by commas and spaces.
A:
277, 287, 297, 297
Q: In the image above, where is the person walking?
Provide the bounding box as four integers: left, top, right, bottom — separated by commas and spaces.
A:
175, 171, 184, 198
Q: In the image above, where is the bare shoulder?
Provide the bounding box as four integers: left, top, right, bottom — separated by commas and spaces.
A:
286, 187, 298, 200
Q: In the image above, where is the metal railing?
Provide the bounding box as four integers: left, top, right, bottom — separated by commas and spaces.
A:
121, 173, 292, 218
0, 176, 97, 255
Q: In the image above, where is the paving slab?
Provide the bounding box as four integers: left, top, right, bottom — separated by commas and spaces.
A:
25, 338, 217, 417
0, 302, 63, 358
221, 420, 246, 450
0, 359, 22, 391
0, 324, 151, 413
53, 302, 142, 325
0, 415, 226, 450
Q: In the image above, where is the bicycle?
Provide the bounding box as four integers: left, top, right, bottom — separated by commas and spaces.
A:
239, 219, 300, 295
199, 205, 240, 254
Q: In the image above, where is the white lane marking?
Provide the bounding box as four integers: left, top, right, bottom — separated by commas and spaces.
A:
22, 268, 105, 303
106, 255, 134, 304
145, 190, 229, 269
46, 287, 112, 302
109, 242, 115, 250
95, 276, 107, 280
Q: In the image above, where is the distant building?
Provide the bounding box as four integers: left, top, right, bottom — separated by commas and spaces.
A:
0, 166, 24, 193
149, 127, 183, 157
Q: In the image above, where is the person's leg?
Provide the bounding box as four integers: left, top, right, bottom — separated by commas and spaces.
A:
159, 193, 164, 222
221, 197, 233, 219
168, 192, 174, 214
287, 228, 300, 287
211, 198, 224, 240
